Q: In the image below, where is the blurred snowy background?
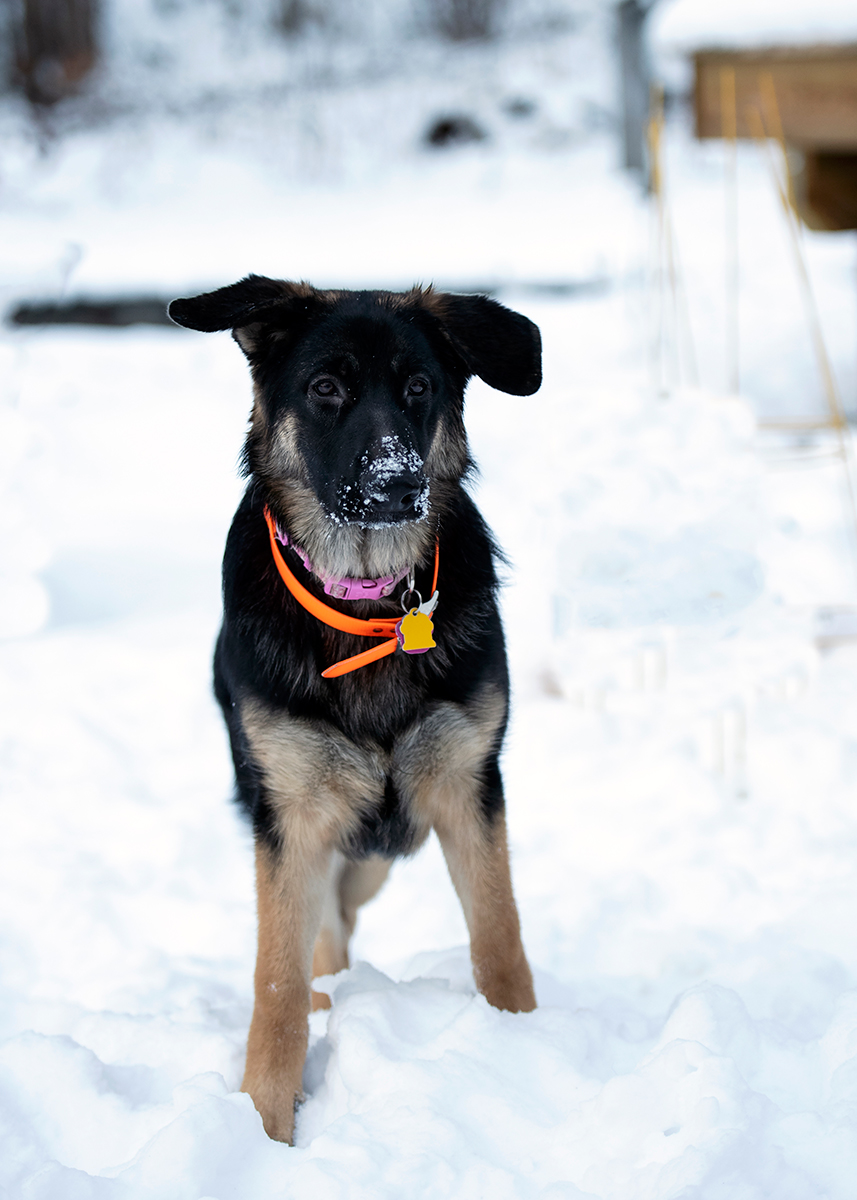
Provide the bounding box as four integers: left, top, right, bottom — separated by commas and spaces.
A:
3, 0, 857, 1196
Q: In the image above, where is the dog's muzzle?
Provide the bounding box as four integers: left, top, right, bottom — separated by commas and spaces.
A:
341, 438, 430, 526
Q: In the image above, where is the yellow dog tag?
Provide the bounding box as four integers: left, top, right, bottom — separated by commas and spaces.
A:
395, 591, 438, 655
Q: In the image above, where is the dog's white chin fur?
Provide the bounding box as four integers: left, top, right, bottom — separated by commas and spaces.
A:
274, 480, 435, 580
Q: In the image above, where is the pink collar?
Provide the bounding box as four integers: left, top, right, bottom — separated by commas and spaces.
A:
272, 518, 410, 602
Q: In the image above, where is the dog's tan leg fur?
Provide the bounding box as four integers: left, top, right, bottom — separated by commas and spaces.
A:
396, 692, 536, 1014
241, 693, 532, 1140
339, 855, 392, 932
243, 841, 331, 1143
434, 812, 535, 1012
311, 854, 391, 1010
240, 700, 391, 1139
310, 855, 348, 1012
310, 927, 346, 1011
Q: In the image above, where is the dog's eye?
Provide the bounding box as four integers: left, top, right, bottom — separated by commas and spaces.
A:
406, 377, 430, 400
309, 377, 343, 404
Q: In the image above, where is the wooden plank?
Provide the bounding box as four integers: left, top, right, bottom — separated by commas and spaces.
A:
695, 46, 857, 150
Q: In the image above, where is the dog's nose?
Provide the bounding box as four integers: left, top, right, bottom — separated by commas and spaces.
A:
361, 470, 425, 519
384, 474, 422, 512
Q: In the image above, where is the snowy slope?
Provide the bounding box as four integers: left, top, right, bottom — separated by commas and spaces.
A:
4, 17, 857, 1198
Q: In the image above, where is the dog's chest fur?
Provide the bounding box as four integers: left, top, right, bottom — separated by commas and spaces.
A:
214, 483, 510, 858
240, 684, 506, 859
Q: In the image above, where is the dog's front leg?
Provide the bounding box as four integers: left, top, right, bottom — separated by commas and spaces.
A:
435, 809, 536, 1014
242, 840, 330, 1143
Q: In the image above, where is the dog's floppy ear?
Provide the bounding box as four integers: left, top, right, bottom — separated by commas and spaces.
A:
429, 293, 542, 396
168, 275, 300, 331
168, 275, 322, 356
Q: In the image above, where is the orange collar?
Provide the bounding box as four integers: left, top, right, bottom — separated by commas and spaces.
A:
263, 506, 439, 678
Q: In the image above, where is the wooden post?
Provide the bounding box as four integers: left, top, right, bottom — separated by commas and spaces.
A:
720, 65, 740, 394
14, 0, 98, 105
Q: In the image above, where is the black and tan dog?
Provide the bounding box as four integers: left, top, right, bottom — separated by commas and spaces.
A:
168, 275, 541, 1142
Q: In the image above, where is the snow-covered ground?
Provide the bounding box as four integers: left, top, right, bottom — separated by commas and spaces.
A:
4, 12, 857, 1197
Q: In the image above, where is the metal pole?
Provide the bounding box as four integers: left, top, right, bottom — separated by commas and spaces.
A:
618, 0, 653, 176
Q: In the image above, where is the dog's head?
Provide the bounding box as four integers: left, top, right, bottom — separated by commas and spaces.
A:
169, 276, 541, 576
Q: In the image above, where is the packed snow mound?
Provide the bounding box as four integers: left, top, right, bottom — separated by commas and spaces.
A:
4, 956, 857, 1198
300, 961, 857, 1198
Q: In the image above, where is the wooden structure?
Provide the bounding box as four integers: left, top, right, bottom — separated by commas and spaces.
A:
14, 0, 98, 105
694, 45, 857, 230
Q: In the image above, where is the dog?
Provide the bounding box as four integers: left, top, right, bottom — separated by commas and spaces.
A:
168, 276, 542, 1143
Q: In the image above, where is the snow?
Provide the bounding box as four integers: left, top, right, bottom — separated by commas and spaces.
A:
4, 9, 857, 1197
357, 435, 430, 522
653, 0, 857, 55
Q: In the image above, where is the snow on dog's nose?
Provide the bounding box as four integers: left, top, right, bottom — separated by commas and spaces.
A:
353, 436, 429, 526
